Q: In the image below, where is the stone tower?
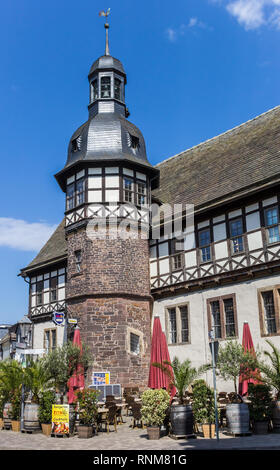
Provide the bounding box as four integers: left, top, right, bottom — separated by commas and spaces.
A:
55, 22, 159, 388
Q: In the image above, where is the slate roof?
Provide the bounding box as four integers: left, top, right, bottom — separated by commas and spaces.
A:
153, 105, 280, 212
22, 105, 280, 273
21, 219, 67, 274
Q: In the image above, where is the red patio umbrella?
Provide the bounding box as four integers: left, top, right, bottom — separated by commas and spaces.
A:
68, 327, 85, 404
148, 317, 176, 399
239, 321, 261, 396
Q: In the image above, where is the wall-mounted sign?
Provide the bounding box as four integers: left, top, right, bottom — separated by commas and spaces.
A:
53, 312, 64, 325
68, 318, 77, 325
92, 372, 110, 386
52, 405, 69, 435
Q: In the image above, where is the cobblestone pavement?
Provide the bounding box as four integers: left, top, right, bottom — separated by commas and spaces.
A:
0, 416, 280, 450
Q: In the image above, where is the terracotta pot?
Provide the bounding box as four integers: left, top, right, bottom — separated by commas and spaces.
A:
147, 426, 160, 440
252, 421, 269, 435
78, 425, 93, 439
41, 423, 52, 436
202, 423, 216, 438
11, 420, 21, 432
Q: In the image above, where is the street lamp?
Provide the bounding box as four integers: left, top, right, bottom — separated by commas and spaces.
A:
209, 329, 219, 442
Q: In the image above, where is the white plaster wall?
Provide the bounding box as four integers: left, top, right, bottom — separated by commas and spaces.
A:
32, 320, 67, 350
152, 273, 280, 392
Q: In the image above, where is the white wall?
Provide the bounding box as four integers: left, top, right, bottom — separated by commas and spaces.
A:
32, 320, 67, 350
153, 273, 280, 392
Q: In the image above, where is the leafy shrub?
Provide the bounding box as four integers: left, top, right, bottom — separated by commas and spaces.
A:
141, 389, 170, 427
76, 389, 98, 426
38, 390, 57, 424
248, 384, 273, 422
192, 380, 217, 425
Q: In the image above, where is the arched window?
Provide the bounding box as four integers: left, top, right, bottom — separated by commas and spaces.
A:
114, 78, 121, 100
91, 79, 98, 101
101, 76, 111, 98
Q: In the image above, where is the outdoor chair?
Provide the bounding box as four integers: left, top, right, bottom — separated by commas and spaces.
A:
97, 404, 118, 433
131, 403, 144, 429
125, 395, 135, 416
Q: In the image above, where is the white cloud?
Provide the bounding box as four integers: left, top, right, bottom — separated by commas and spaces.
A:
213, 0, 280, 30
166, 18, 211, 42
0, 218, 57, 252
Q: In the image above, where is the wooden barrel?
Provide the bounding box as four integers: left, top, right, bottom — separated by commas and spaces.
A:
23, 403, 41, 431
272, 400, 280, 433
226, 403, 249, 434
3, 403, 12, 429
170, 405, 194, 436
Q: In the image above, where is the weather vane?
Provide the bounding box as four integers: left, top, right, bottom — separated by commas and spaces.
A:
99, 8, 111, 56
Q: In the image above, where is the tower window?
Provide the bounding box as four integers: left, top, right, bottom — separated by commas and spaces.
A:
66, 183, 75, 210
75, 250, 82, 273
91, 79, 98, 101
71, 136, 81, 153
101, 76, 111, 98
130, 333, 140, 355
129, 134, 139, 150
123, 177, 133, 203
114, 78, 121, 100
76, 178, 85, 206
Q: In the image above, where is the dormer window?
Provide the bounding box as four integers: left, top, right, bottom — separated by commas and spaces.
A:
71, 136, 81, 153
114, 78, 121, 100
128, 133, 140, 152
101, 76, 111, 98
91, 79, 98, 101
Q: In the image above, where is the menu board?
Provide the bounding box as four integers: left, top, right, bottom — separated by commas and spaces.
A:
52, 405, 69, 435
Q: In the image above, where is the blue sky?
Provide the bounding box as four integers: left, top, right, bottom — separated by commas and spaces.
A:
1, 0, 280, 324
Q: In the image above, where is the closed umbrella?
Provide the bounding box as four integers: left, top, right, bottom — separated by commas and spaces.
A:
148, 317, 176, 399
68, 327, 85, 404
239, 321, 261, 396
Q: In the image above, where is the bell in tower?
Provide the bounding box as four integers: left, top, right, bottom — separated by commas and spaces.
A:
55, 13, 159, 389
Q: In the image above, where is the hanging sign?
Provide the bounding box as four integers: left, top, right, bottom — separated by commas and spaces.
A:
53, 312, 65, 325
68, 318, 77, 325
51, 405, 69, 435
92, 371, 110, 386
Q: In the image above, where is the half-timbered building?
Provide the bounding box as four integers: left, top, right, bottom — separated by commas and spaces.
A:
20, 27, 280, 391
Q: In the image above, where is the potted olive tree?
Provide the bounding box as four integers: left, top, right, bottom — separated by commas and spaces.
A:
76, 389, 98, 438
141, 389, 170, 440
216, 340, 259, 434
38, 390, 57, 436
192, 380, 217, 438
257, 340, 280, 433
152, 357, 209, 436
247, 383, 273, 434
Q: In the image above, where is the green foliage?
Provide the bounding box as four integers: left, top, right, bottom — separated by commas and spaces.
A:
247, 383, 273, 422
0, 360, 24, 400
38, 390, 57, 424
41, 341, 92, 401
24, 359, 53, 404
141, 389, 170, 427
10, 389, 21, 421
216, 340, 259, 394
153, 356, 210, 404
76, 389, 98, 426
257, 340, 280, 399
192, 380, 217, 424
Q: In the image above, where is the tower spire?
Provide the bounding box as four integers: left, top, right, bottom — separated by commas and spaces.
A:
99, 8, 111, 56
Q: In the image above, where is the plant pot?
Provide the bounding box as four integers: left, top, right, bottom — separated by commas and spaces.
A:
3, 403, 12, 430
272, 400, 280, 433
252, 421, 269, 435
147, 426, 160, 440
202, 423, 216, 438
11, 420, 21, 432
24, 403, 41, 432
41, 423, 52, 437
226, 403, 250, 434
78, 425, 93, 439
170, 405, 194, 436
